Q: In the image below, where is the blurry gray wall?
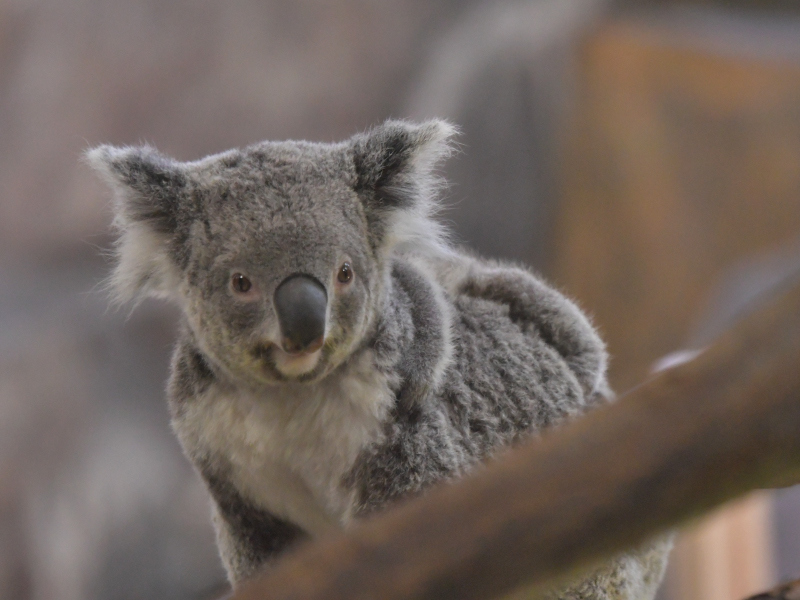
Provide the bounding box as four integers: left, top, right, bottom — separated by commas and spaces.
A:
407, 0, 608, 267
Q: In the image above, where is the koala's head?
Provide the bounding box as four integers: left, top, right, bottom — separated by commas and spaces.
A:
88, 120, 455, 386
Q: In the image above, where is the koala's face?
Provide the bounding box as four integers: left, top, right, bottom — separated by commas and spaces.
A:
89, 120, 454, 386
179, 148, 379, 384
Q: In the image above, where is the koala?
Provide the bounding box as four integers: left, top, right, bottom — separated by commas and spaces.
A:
87, 120, 670, 598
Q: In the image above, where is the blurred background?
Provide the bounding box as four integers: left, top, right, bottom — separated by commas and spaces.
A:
1, 0, 799, 599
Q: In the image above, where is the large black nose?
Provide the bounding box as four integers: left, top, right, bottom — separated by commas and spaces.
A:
273, 274, 327, 355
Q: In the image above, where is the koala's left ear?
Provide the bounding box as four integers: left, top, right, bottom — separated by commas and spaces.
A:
85, 144, 189, 304
351, 119, 457, 251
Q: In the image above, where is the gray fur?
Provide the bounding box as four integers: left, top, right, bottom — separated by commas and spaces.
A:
87, 120, 669, 597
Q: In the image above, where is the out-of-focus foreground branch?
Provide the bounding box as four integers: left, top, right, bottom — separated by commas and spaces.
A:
228, 278, 800, 600
745, 578, 800, 600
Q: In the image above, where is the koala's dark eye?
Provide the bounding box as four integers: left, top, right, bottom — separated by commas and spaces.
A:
337, 262, 353, 284
231, 273, 252, 293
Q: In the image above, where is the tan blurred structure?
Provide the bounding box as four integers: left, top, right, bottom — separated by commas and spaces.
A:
556, 12, 800, 600
670, 494, 775, 600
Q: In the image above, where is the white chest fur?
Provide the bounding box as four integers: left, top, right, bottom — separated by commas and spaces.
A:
177, 351, 393, 536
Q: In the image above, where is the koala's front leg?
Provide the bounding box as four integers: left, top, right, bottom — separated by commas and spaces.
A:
460, 264, 608, 400
201, 467, 308, 584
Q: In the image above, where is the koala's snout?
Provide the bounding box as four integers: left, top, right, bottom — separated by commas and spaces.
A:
273, 274, 327, 355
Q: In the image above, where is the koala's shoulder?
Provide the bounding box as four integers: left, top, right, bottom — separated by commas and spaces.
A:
167, 329, 218, 416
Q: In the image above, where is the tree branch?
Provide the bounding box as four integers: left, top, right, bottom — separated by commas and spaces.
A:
745, 577, 800, 600
228, 277, 800, 600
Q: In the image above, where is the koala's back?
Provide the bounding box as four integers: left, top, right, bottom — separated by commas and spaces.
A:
347, 253, 605, 514
447, 290, 587, 447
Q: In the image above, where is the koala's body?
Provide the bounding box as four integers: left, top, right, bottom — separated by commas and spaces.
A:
88, 120, 670, 598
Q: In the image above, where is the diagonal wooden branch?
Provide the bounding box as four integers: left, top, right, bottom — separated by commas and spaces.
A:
745, 578, 800, 600
228, 277, 800, 600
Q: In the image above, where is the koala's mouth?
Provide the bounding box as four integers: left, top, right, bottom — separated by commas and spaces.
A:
252, 342, 323, 380
274, 346, 323, 377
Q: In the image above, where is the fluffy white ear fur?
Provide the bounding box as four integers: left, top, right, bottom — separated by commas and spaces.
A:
390, 120, 458, 259
85, 145, 184, 305
355, 119, 459, 260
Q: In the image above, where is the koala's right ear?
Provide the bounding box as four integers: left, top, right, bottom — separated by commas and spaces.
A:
85, 145, 188, 304
350, 120, 457, 254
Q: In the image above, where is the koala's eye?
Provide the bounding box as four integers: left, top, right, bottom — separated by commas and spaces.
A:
231, 273, 252, 293
337, 262, 353, 284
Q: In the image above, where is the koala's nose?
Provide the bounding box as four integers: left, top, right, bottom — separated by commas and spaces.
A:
273, 274, 327, 355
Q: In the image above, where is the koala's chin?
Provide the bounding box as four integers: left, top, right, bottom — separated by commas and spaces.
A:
246, 341, 334, 385
272, 347, 322, 379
